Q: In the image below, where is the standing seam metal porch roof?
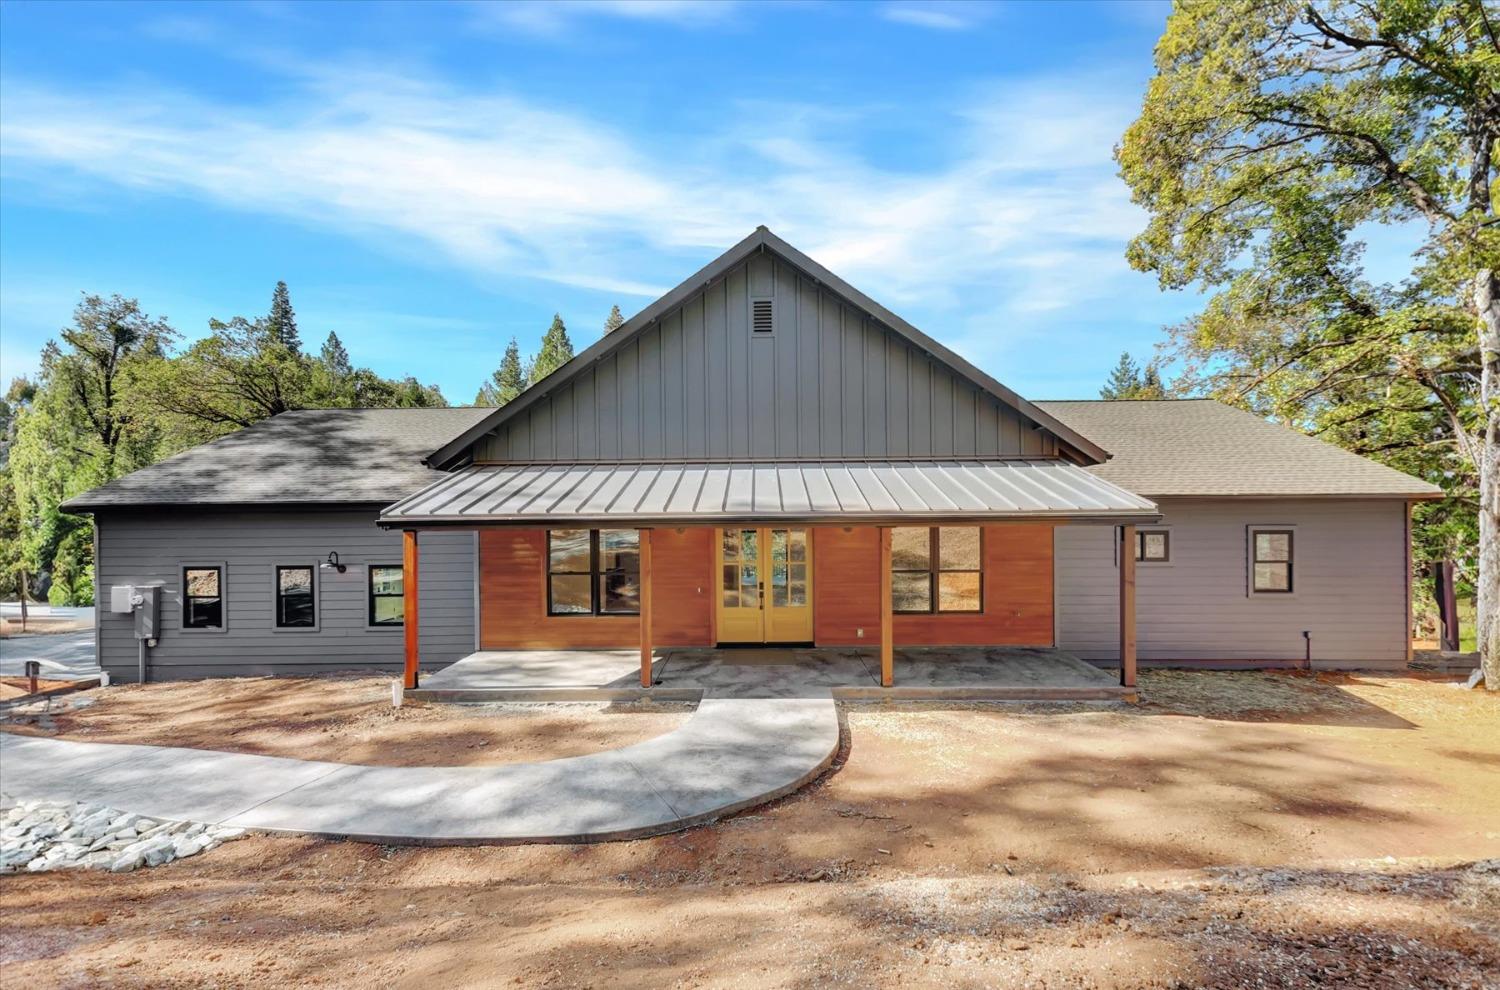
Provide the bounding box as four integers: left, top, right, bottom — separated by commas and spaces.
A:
379, 460, 1159, 527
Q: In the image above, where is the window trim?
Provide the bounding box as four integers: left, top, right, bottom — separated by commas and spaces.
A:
546, 529, 642, 617
891, 526, 984, 615
1135, 529, 1171, 563
272, 564, 319, 633
1249, 527, 1295, 595
367, 563, 406, 628
179, 562, 228, 634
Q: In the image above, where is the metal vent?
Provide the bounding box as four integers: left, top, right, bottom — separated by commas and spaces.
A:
751, 298, 774, 333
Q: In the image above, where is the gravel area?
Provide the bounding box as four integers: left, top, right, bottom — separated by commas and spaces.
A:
0, 799, 246, 874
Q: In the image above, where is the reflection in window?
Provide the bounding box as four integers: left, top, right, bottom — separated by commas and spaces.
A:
183, 566, 223, 629
369, 565, 404, 625
276, 565, 315, 628
1252, 530, 1293, 593
891, 527, 982, 613
548, 530, 641, 615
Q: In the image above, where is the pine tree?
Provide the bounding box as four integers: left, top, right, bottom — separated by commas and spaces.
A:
1099, 352, 1141, 400
320, 331, 351, 378
603, 304, 625, 334
476, 338, 528, 406
268, 281, 301, 352
530, 314, 574, 384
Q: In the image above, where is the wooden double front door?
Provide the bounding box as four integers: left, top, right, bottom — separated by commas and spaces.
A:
716, 527, 814, 643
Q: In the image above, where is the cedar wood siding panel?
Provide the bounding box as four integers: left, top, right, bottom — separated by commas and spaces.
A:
474, 255, 1058, 462
1054, 498, 1408, 667
478, 527, 713, 648
94, 509, 475, 682
812, 524, 1055, 647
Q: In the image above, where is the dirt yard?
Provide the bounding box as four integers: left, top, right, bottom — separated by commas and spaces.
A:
2, 670, 1497, 988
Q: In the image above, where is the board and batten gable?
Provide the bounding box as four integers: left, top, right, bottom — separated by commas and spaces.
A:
474, 253, 1061, 463
1055, 498, 1409, 668
94, 509, 478, 682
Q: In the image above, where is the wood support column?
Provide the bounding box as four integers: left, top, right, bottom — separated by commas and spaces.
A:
879, 526, 894, 688
639, 528, 654, 688
1119, 524, 1136, 689
403, 529, 420, 690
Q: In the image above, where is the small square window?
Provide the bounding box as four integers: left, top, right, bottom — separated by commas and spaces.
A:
1135, 530, 1170, 562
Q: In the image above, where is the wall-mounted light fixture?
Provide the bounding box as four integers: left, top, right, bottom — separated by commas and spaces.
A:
321, 551, 347, 574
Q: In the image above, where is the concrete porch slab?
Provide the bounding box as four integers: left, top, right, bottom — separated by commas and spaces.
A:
409, 645, 1131, 704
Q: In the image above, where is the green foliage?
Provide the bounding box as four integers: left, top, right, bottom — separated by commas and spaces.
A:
1100, 352, 1167, 399
6, 283, 449, 601
530, 314, 574, 384
604, 304, 625, 334
476, 337, 529, 407
1118, 0, 1499, 615
320, 331, 351, 378
268, 280, 301, 352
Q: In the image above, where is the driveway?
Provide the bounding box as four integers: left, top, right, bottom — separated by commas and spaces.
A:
0, 630, 99, 681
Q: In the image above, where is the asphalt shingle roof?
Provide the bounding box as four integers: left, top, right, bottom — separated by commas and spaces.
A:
62, 407, 493, 511
1035, 399, 1442, 499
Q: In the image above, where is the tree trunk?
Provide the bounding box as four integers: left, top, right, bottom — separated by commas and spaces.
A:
1475, 271, 1500, 689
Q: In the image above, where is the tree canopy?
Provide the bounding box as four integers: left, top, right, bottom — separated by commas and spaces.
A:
1099, 352, 1167, 400
530, 314, 574, 384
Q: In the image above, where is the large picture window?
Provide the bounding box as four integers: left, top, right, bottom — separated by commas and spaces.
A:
891, 526, 983, 614
182, 566, 224, 629
1251, 530, 1293, 593
275, 565, 316, 628
368, 564, 405, 625
548, 529, 641, 615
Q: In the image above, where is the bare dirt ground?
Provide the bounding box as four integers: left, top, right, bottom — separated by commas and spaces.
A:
1, 674, 693, 766
2, 670, 1498, 988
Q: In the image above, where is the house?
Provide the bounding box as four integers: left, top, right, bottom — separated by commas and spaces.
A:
62, 228, 1441, 688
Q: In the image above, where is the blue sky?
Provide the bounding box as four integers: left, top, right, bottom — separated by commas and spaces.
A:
5, 0, 1217, 402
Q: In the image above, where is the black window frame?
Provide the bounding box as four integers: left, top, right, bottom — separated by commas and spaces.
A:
1250, 529, 1294, 594
1135, 529, 1170, 562
274, 564, 317, 630
182, 565, 224, 630
891, 526, 984, 615
367, 563, 405, 627
546, 529, 641, 617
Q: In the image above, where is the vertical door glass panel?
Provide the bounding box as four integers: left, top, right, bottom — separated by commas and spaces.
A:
788, 562, 808, 606
770, 530, 789, 606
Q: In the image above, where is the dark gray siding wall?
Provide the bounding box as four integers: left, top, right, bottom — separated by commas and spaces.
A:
95, 509, 476, 682
1055, 498, 1408, 668
477, 253, 1058, 462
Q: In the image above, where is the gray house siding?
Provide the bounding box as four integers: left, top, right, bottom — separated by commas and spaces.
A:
476, 253, 1059, 463
95, 509, 476, 682
1055, 498, 1409, 669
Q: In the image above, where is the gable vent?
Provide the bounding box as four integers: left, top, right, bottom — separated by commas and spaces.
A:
751, 298, 774, 333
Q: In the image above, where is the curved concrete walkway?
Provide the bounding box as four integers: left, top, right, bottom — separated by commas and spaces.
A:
0, 695, 839, 844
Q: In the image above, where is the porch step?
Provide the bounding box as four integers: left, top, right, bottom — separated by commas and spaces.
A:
834, 684, 1135, 702
405, 686, 702, 704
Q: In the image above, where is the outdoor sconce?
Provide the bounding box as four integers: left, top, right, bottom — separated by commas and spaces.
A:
321, 551, 347, 574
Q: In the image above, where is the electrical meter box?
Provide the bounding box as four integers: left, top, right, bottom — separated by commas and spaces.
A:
109, 585, 135, 614
132, 586, 160, 641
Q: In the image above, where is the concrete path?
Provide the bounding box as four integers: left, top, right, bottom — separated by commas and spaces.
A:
0, 631, 99, 681
0, 694, 839, 844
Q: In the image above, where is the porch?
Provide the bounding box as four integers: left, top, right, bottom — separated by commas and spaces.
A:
406, 645, 1133, 703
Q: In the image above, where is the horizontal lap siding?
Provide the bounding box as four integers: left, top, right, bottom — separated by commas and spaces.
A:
478, 527, 713, 649
1055, 498, 1408, 666
812, 524, 1054, 647
95, 510, 476, 681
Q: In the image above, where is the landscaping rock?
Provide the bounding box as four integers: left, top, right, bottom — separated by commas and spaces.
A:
0, 799, 249, 875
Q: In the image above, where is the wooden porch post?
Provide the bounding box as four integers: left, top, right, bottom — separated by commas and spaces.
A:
639, 528, 654, 688
403, 529, 420, 690
1119, 524, 1137, 690
879, 526, 894, 688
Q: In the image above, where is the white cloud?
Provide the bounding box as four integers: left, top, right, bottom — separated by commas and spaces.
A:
880, 2, 990, 31
0, 63, 1150, 343
472, 0, 739, 37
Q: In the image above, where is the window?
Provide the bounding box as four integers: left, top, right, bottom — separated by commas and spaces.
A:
891, 526, 982, 613
275, 566, 315, 628
548, 529, 641, 616
1135, 530, 1170, 562
182, 566, 223, 629
1251, 530, 1293, 593
368, 565, 405, 625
